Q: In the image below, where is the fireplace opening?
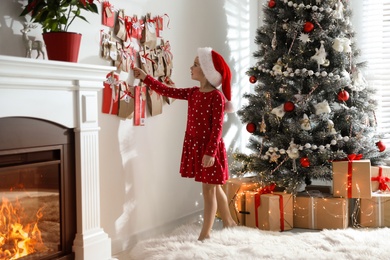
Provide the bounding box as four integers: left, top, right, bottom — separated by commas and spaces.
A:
0, 117, 76, 260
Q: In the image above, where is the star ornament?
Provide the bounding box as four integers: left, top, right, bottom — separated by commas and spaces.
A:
269, 152, 281, 163
298, 33, 311, 43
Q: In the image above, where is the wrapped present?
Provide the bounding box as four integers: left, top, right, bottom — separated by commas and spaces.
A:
102, 71, 120, 115
221, 177, 261, 225
359, 194, 390, 227
332, 158, 372, 198
294, 191, 348, 230
133, 85, 146, 126
371, 166, 390, 193
245, 186, 293, 231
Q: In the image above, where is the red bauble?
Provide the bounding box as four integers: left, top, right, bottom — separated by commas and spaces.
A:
300, 157, 310, 168
376, 141, 386, 152
246, 122, 256, 133
303, 22, 314, 33
249, 75, 257, 84
337, 89, 350, 101
283, 101, 295, 112
268, 0, 276, 8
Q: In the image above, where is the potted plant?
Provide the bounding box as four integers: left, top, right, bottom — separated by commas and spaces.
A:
20, 0, 99, 62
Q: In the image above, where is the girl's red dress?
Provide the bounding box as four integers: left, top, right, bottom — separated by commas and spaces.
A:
143, 75, 229, 184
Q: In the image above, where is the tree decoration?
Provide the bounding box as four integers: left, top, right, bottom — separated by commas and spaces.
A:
332, 38, 351, 53
310, 41, 329, 70
259, 116, 267, 133
314, 101, 331, 115
246, 122, 256, 133
249, 75, 257, 84
376, 141, 386, 152
337, 89, 350, 102
300, 114, 311, 130
283, 101, 295, 112
303, 21, 314, 33
271, 104, 286, 118
300, 157, 310, 168
268, 0, 276, 8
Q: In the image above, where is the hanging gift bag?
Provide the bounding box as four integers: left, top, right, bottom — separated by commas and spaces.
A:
134, 84, 147, 126
117, 82, 134, 119
153, 47, 165, 77
131, 15, 143, 40
161, 40, 173, 77
146, 85, 163, 116
141, 13, 157, 50
102, 1, 115, 27
138, 47, 154, 75
114, 9, 126, 41
160, 76, 176, 105
102, 71, 120, 115
100, 30, 118, 61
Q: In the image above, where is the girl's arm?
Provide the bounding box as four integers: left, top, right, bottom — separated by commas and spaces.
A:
133, 67, 194, 100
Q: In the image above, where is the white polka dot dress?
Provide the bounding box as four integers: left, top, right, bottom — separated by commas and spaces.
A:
144, 75, 229, 184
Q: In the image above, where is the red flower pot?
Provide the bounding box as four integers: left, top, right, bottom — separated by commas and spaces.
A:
43, 32, 82, 62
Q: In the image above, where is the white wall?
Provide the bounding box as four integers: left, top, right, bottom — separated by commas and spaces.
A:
1, 0, 258, 257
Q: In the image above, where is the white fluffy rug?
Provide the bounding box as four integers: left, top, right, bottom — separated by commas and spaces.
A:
129, 223, 390, 260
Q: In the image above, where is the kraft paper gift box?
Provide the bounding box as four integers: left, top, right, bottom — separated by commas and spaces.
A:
221, 177, 261, 225
371, 166, 390, 193
245, 190, 293, 231
293, 192, 348, 230
359, 194, 390, 227
133, 85, 146, 126
332, 159, 372, 198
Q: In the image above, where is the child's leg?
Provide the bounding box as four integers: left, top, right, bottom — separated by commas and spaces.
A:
198, 183, 217, 241
216, 185, 237, 228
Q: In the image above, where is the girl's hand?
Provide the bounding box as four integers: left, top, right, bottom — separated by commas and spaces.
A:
133, 67, 147, 81
201, 155, 215, 168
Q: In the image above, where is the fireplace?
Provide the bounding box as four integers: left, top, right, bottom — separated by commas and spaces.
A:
0, 55, 116, 260
0, 117, 76, 259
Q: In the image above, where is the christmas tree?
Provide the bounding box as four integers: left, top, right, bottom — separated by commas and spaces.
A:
233, 0, 390, 193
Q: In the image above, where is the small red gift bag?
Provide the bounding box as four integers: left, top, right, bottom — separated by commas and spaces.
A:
102, 71, 120, 115
134, 84, 146, 126
102, 1, 115, 27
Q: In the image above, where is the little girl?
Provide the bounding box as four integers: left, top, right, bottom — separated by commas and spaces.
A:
133, 47, 236, 241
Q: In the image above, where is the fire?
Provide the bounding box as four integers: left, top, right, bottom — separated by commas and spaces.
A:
0, 197, 47, 259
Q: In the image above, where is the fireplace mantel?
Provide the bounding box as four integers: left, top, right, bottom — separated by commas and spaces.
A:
0, 55, 116, 260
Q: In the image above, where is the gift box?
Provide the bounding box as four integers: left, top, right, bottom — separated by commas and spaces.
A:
133, 85, 146, 126
332, 159, 372, 198
221, 177, 261, 225
359, 194, 390, 227
294, 192, 348, 230
245, 189, 293, 231
371, 166, 390, 193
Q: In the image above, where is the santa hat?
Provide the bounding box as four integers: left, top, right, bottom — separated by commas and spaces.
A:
197, 47, 234, 113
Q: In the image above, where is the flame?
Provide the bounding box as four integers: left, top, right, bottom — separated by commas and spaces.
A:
0, 197, 47, 259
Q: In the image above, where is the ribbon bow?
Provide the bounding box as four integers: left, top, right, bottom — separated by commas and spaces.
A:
347, 153, 363, 161
371, 166, 390, 192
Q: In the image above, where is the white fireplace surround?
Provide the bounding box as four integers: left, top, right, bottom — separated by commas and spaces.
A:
0, 55, 116, 260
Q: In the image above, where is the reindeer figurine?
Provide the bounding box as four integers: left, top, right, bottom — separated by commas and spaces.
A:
21, 23, 46, 59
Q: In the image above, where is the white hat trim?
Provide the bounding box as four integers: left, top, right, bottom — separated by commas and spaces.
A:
197, 47, 222, 87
